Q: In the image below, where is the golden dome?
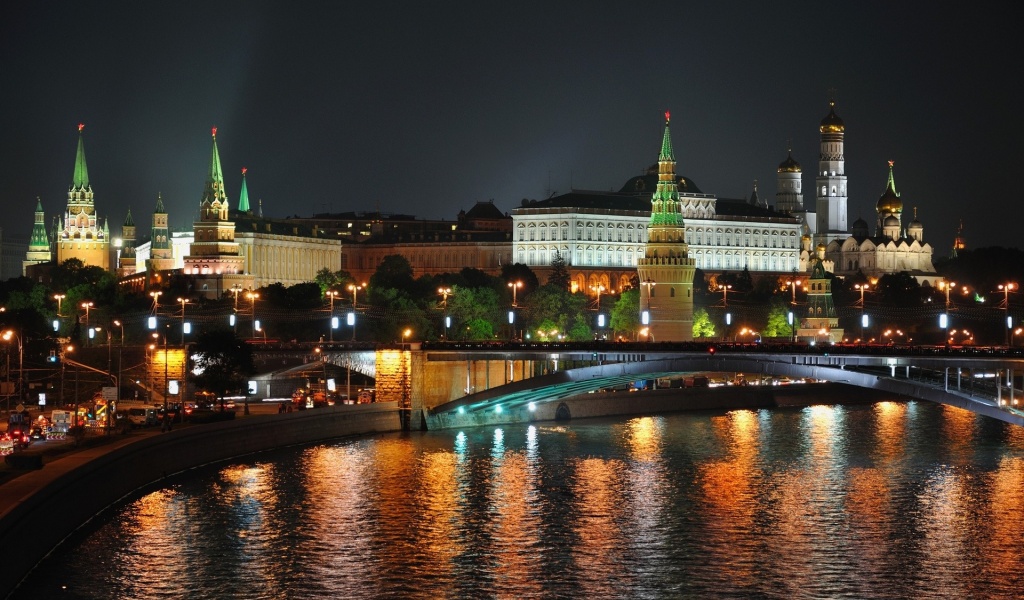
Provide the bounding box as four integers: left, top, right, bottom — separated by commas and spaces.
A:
819, 101, 845, 133
777, 151, 801, 173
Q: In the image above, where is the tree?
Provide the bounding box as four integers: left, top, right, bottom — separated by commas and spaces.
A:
762, 301, 793, 339
547, 251, 571, 290
610, 288, 640, 339
692, 307, 716, 338
189, 329, 256, 411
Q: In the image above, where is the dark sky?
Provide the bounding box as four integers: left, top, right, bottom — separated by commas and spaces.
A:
3, 2, 1020, 256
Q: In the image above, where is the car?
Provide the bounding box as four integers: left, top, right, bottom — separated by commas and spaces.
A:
7, 425, 31, 448
29, 426, 45, 440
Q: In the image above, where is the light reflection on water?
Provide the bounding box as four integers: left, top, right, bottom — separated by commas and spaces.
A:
14, 400, 1024, 599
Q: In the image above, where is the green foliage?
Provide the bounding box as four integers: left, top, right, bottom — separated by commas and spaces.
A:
692, 307, 716, 338
369, 255, 415, 293
610, 288, 640, 339
547, 251, 571, 290
522, 284, 589, 340
314, 268, 353, 295
463, 318, 494, 340
762, 301, 793, 338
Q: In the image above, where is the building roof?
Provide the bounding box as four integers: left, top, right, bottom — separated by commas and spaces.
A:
462, 200, 507, 220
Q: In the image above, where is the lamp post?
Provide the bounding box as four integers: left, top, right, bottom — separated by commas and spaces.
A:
999, 283, 1016, 348
148, 290, 162, 313
2, 330, 23, 411
54, 293, 66, 317
787, 278, 802, 305
641, 278, 656, 325
246, 292, 260, 340
590, 284, 606, 311
507, 281, 522, 307
81, 302, 93, 345
939, 280, 956, 345
438, 287, 452, 340
719, 284, 732, 307
348, 283, 365, 341
152, 331, 170, 431
402, 328, 412, 349
348, 282, 365, 307
854, 283, 870, 343
326, 290, 340, 342
177, 297, 189, 345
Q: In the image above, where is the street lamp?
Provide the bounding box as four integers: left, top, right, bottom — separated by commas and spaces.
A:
719, 284, 733, 307
402, 328, 412, 348
939, 280, 956, 342
149, 291, 162, 313
246, 291, 260, 339
152, 331, 171, 431
854, 283, 871, 344
2, 330, 23, 412
348, 282, 366, 307
508, 281, 523, 307
81, 302, 94, 345
326, 290, 340, 342
177, 297, 189, 345
54, 293, 66, 317
786, 278, 802, 305
999, 283, 1016, 347
590, 284, 606, 311
438, 287, 452, 340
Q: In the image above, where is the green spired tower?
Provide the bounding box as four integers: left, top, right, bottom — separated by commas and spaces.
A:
636, 111, 696, 341
238, 167, 251, 213
183, 127, 251, 298
797, 244, 843, 344
23, 197, 51, 275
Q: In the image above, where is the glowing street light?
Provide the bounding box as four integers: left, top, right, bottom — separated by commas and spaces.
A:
246, 292, 260, 339
999, 282, 1016, 347
326, 290, 340, 342
348, 282, 366, 307
438, 287, 452, 340
177, 297, 190, 344
719, 283, 733, 307
54, 293, 66, 317
590, 284, 606, 311
508, 280, 523, 307
81, 302, 94, 345
786, 278, 803, 305
2, 329, 23, 411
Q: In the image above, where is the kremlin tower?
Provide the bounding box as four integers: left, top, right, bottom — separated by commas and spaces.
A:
636, 112, 696, 341
56, 124, 110, 269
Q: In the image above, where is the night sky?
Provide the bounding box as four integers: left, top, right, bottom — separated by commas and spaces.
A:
3, 2, 1020, 256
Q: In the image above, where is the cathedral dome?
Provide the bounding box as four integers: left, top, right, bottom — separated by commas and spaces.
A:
883, 215, 900, 227
819, 101, 845, 133
852, 217, 869, 237
876, 188, 902, 214
777, 152, 801, 173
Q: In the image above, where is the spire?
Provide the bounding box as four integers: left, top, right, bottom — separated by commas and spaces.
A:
258, 198, 263, 217
155, 192, 165, 213
649, 111, 683, 228
72, 123, 90, 189
29, 197, 49, 248
886, 160, 898, 196
123, 208, 134, 227
201, 127, 229, 209
659, 111, 674, 161
238, 167, 250, 212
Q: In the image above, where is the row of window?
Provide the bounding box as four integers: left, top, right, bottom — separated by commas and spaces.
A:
516, 246, 797, 271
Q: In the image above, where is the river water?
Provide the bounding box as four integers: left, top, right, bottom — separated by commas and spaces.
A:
13, 400, 1024, 599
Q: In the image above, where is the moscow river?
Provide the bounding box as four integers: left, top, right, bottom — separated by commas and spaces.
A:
13, 399, 1024, 599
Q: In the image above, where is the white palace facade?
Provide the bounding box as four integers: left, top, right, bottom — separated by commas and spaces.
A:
512, 168, 803, 292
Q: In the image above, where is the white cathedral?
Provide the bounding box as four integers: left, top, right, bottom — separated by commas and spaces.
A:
787, 100, 937, 284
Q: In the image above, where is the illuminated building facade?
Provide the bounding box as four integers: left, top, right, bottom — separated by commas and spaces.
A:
55, 125, 110, 270
182, 128, 252, 297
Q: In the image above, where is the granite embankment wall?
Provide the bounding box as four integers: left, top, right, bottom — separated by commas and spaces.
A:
0, 403, 402, 599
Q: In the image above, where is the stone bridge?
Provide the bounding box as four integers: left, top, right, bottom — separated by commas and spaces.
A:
255, 341, 1024, 430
